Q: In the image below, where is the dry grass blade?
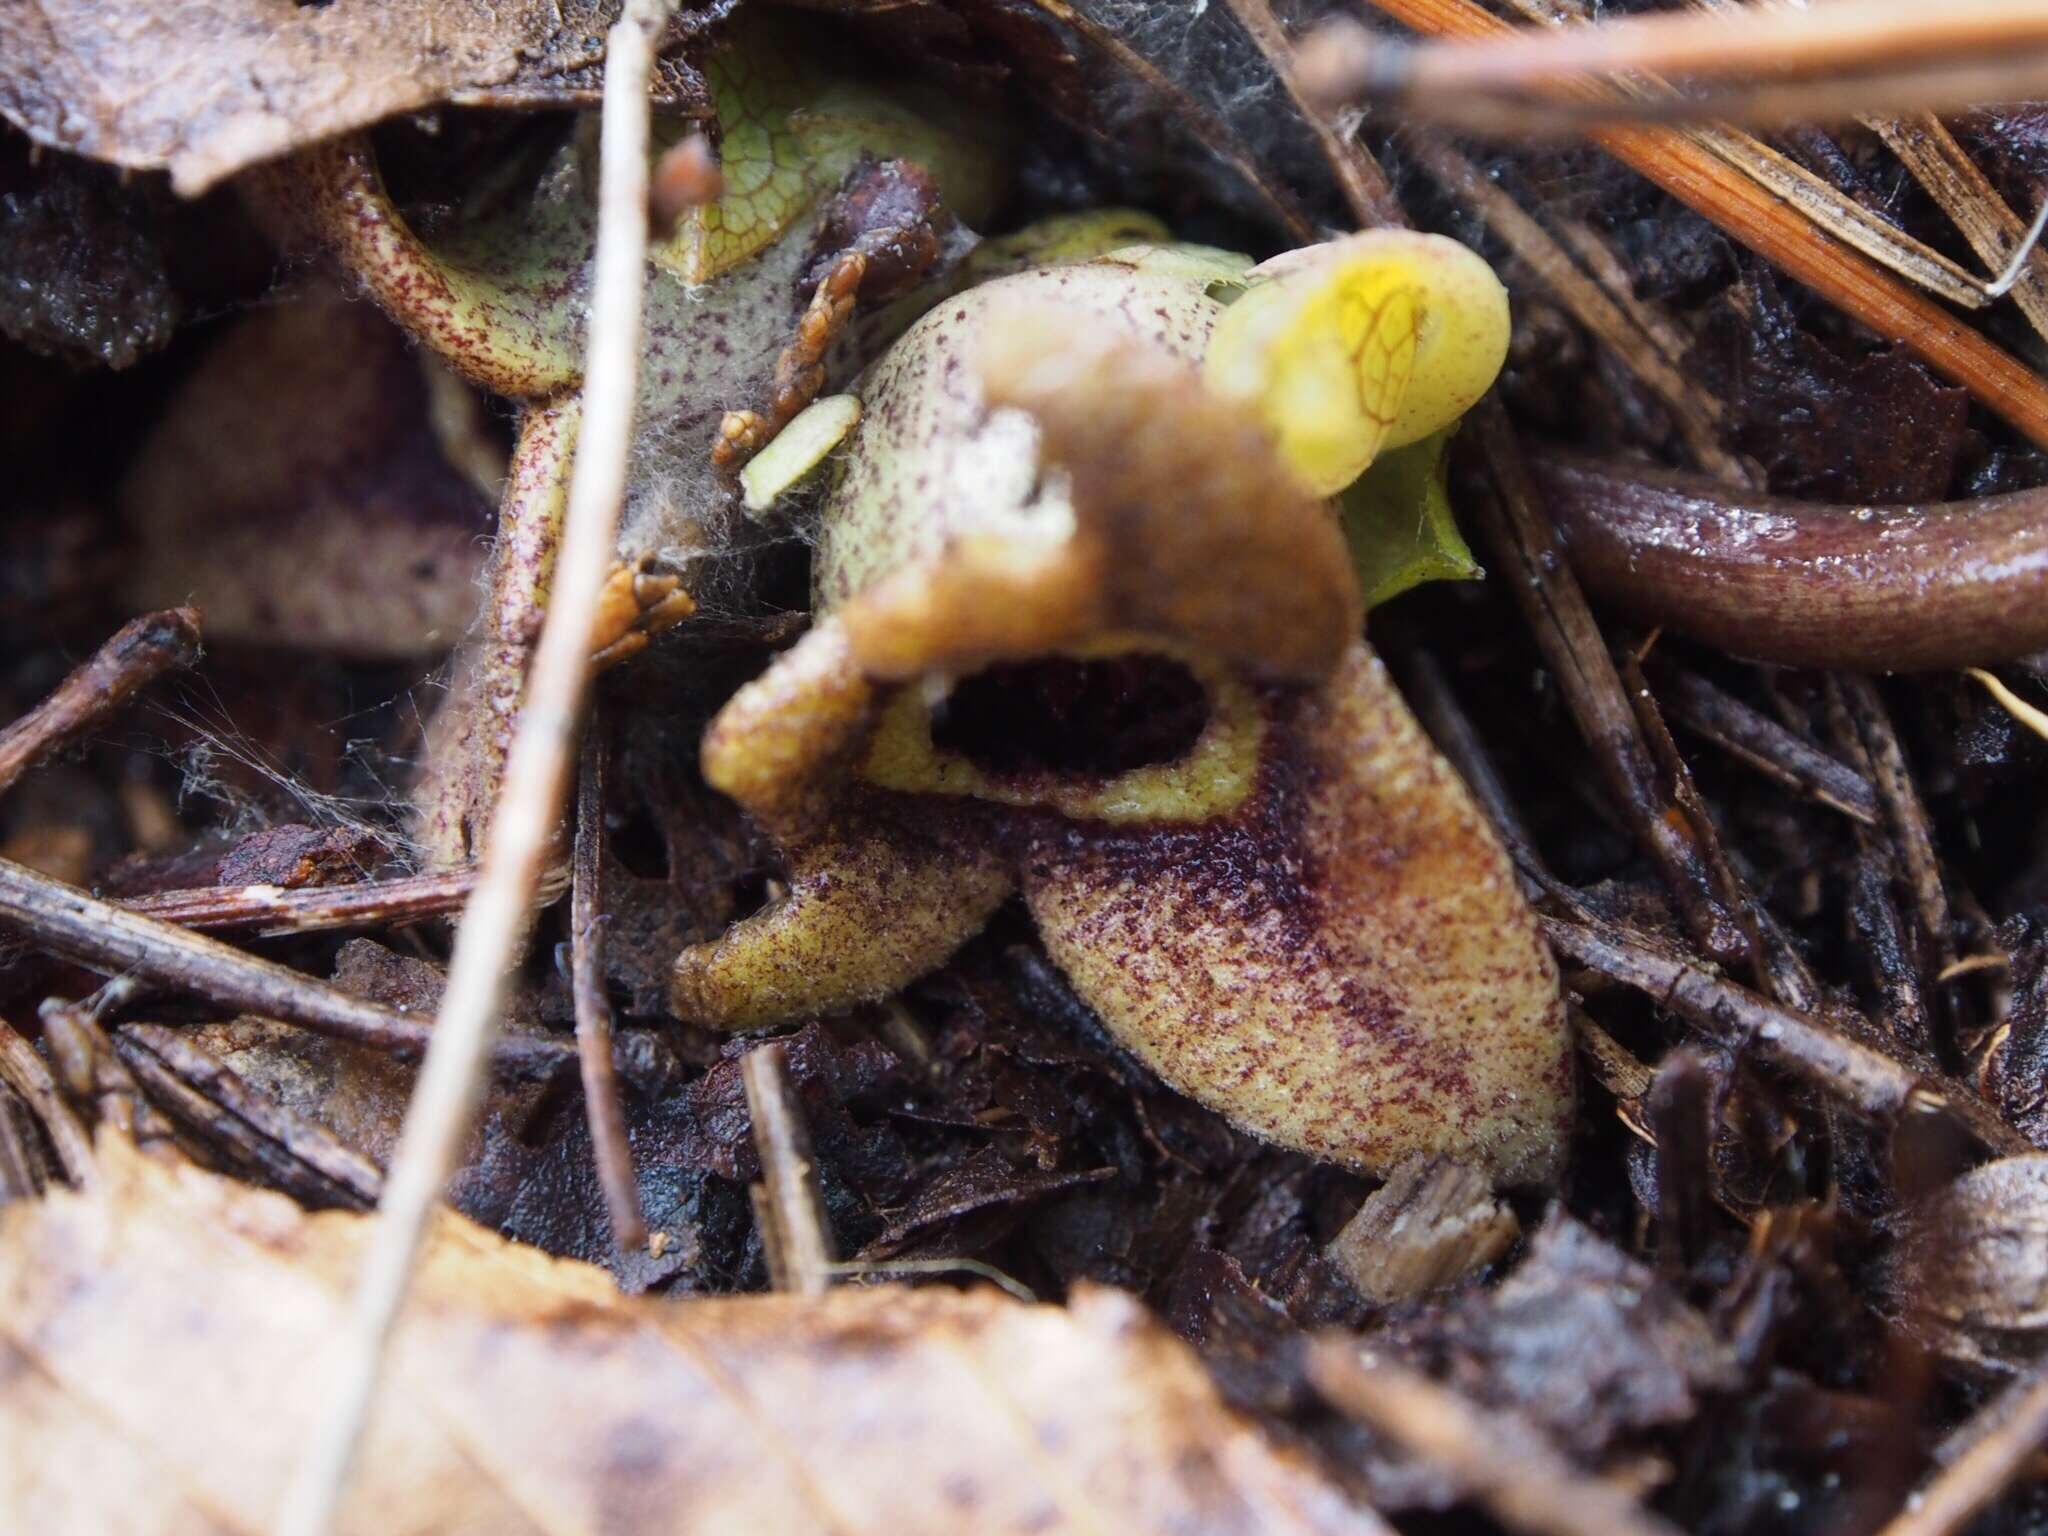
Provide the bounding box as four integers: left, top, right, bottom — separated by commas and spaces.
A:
1968, 669, 2048, 746
1496, 0, 1996, 314
1307, 0, 2048, 102
1340, 0, 2048, 449
1872, 115, 2048, 344
1306, 1343, 1685, 1536
280, 3, 673, 1531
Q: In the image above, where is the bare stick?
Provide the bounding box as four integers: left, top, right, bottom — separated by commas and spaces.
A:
1465, 403, 1747, 969
1307, 1343, 1685, 1536
1840, 676, 1959, 1000
119, 865, 538, 938
741, 1040, 834, 1297
1880, 1360, 2048, 1536
1654, 666, 1878, 825
0, 855, 567, 1077
571, 729, 645, 1253
0, 607, 201, 795
0, 1016, 93, 1186
278, 5, 671, 1530
116, 1023, 383, 1206
1540, 912, 2028, 1156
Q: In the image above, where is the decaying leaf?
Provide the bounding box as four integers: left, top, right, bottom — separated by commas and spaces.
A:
0, 1133, 1386, 1535
0, 0, 718, 196
120, 288, 496, 658
1391, 1213, 1742, 1460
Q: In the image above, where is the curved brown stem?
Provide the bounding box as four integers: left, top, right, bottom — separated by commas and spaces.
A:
1532, 452, 2048, 671
293, 137, 580, 400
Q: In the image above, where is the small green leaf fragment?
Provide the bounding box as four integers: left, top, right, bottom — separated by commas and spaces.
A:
742, 393, 863, 515
1339, 425, 1482, 610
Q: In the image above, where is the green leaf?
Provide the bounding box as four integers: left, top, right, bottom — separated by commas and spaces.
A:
1339, 424, 1483, 611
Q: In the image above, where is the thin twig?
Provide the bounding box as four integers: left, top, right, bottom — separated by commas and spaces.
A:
0, 607, 201, 795
1307, 1343, 1686, 1536
1839, 676, 1959, 1008
1880, 1359, 2048, 1536
1654, 666, 1879, 826
1343, 0, 2048, 451
119, 864, 560, 938
1465, 403, 1747, 969
0, 855, 568, 1077
279, 7, 672, 1526
572, 728, 645, 1253
741, 1040, 834, 1297
1539, 912, 2029, 1157
116, 1022, 383, 1206
0, 1015, 93, 1186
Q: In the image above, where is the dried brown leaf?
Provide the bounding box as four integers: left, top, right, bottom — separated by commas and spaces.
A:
0, 0, 712, 195
120, 288, 495, 658
0, 1134, 1384, 1535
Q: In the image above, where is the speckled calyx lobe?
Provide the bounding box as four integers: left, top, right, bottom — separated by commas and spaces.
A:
1023, 644, 1571, 1184
669, 799, 1014, 1031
